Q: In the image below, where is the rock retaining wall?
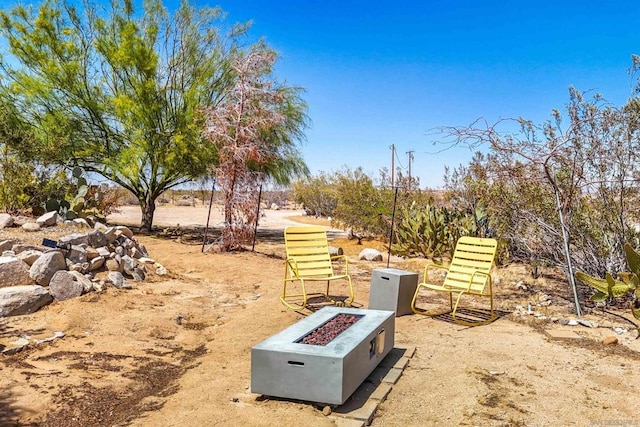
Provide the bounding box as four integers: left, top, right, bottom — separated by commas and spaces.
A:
0, 213, 167, 317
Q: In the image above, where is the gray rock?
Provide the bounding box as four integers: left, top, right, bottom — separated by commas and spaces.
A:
2, 251, 15, 257
0, 213, 14, 229
94, 222, 108, 232
17, 250, 43, 266
22, 222, 41, 232
12, 244, 45, 254
105, 258, 121, 272
85, 246, 99, 260
36, 211, 59, 227
93, 280, 107, 292
11, 216, 30, 227
58, 233, 89, 246
29, 251, 67, 286
103, 227, 119, 242
0, 240, 14, 252
155, 263, 168, 276
358, 248, 383, 261
130, 244, 149, 260
108, 271, 130, 289
115, 245, 125, 256
87, 230, 108, 248
68, 271, 94, 294
121, 255, 137, 275
136, 244, 148, 258
72, 218, 91, 228
114, 226, 134, 239
0, 256, 34, 287
49, 270, 84, 300
68, 262, 90, 273
0, 285, 53, 317
96, 246, 112, 258
67, 245, 87, 263
89, 256, 105, 271
131, 267, 146, 282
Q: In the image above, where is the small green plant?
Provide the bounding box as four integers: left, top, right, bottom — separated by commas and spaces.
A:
44, 166, 105, 221
575, 243, 640, 336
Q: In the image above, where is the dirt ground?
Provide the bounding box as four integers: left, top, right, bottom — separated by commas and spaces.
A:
2, 204, 640, 426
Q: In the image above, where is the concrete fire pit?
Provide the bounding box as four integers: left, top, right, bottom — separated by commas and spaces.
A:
251, 306, 395, 405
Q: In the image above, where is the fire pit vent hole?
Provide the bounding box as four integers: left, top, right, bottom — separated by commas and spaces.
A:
296, 313, 363, 346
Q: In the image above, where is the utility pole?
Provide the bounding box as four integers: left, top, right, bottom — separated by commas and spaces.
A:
406, 150, 414, 183
390, 144, 395, 187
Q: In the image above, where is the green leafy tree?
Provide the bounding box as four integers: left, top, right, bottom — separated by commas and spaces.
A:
0, 98, 35, 212
0, 0, 248, 230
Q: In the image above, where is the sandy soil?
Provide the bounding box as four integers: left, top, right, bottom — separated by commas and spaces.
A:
1, 204, 640, 426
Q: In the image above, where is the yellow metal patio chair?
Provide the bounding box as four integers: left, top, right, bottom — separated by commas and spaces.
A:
281, 226, 354, 310
411, 236, 498, 326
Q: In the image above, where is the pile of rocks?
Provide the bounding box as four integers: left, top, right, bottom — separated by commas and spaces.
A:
0, 221, 168, 317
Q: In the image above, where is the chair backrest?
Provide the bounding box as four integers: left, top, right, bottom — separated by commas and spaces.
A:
443, 236, 498, 293
284, 226, 334, 278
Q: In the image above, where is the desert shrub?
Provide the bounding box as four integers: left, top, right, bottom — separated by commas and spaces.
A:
292, 172, 337, 217
0, 152, 34, 213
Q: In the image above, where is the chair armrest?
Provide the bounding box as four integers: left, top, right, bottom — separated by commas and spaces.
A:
466, 270, 491, 292
286, 257, 300, 277
423, 262, 449, 283
330, 254, 349, 275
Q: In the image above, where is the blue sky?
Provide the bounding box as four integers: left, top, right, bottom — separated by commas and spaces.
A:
4, 0, 639, 188
203, 0, 640, 188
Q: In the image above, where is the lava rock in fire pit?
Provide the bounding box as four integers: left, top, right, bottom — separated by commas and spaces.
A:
298, 314, 361, 346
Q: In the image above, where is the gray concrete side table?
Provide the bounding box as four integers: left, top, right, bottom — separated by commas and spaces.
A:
368, 268, 419, 316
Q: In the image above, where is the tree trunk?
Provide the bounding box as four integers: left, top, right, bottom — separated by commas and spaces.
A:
140, 195, 156, 232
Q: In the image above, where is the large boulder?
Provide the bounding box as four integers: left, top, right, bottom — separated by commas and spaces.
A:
0, 256, 34, 288
0, 285, 53, 317
358, 248, 384, 261
49, 271, 84, 301
29, 251, 67, 286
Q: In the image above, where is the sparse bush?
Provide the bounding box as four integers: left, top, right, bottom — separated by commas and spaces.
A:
292, 172, 337, 217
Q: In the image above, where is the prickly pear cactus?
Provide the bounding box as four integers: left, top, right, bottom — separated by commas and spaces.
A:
42, 167, 103, 221
390, 198, 482, 260
575, 243, 640, 333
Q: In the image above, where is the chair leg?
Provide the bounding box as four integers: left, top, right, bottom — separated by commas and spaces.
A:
411, 284, 452, 317
280, 279, 308, 311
